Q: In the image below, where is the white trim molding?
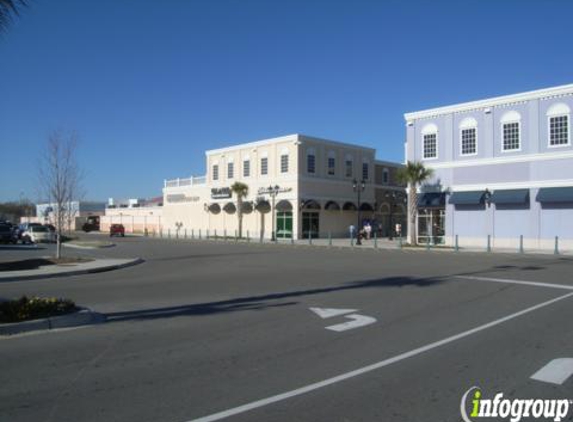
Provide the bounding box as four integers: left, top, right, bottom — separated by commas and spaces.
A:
404, 83, 573, 121
426, 149, 573, 169
449, 179, 573, 192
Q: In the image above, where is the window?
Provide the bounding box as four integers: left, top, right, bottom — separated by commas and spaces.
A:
212, 164, 219, 181
547, 103, 571, 147
549, 116, 569, 146
327, 151, 336, 176
421, 123, 438, 159
501, 111, 521, 151
307, 149, 316, 174
280, 154, 289, 173
461, 128, 477, 155
260, 157, 268, 175
362, 162, 369, 180
423, 134, 437, 159
459, 117, 478, 156
345, 155, 353, 177
227, 162, 234, 179
382, 168, 389, 184
243, 160, 250, 177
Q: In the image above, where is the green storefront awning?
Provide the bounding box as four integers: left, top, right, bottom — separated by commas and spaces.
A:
536, 187, 573, 203
491, 189, 529, 205
449, 191, 485, 205
417, 192, 446, 208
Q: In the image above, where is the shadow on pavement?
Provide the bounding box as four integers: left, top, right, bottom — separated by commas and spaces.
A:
104, 276, 445, 323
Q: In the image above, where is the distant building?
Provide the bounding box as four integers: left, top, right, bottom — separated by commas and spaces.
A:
162, 134, 405, 239
22, 201, 106, 230
404, 83, 573, 250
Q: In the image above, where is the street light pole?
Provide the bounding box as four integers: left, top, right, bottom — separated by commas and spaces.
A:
353, 179, 365, 245
268, 185, 280, 241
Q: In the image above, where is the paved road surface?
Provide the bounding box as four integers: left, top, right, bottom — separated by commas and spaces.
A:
2, 235, 573, 422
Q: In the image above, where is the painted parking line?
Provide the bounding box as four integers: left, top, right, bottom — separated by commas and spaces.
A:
457, 275, 573, 291
531, 358, 573, 385
185, 292, 573, 422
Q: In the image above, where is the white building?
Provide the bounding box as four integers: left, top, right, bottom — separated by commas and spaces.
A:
162, 134, 405, 239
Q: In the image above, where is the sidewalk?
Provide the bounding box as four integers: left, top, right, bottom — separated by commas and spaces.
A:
0, 258, 144, 281
148, 233, 571, 255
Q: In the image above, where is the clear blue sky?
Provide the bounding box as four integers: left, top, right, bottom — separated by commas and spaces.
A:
1, 0, 572, 202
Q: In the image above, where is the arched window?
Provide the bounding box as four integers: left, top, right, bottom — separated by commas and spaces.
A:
547, 103, 571, 147
459, 117, 478, 156
421, 123, 438, 159
501, 111, 521, 152
307, 148, 316, 174
280, 148, 289, 173
327, 150, 336, 176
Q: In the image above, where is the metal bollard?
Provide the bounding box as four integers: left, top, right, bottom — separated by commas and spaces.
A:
191, 229, 194, 240
455, 235, 459, 252
308, 231, 312, 245
328, 232, 332, 247
247, 230, 250, 243
199, 229, 202, 240
487, 234, 491, 252
214, 229, 217, 240
519, 235, 524, 254
291, 235, 294, 245
374, 232, 378, 249
555, 236, 559, 255
235, 230, 238, 242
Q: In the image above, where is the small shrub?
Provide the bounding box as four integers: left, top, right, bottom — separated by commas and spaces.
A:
0, 296, 76, 323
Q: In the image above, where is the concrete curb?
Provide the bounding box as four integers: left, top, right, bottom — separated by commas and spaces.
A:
0, 307, 106, 336
62, 242, 116, 250
0, 258, 144, 282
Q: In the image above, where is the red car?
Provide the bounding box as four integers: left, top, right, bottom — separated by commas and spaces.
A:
109, 224, 125, 237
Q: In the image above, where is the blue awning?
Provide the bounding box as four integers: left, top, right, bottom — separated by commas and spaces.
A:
536, 187, 573, 203
417, 192, 446, 208
491, 189, 529, 205
449, 191, 485, 205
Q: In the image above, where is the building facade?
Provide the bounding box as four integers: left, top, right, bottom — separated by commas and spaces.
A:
163, 134, 405, 239
405, 83, 573, 250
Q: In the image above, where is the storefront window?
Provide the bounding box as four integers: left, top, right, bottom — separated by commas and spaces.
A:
302, 212, 319, 239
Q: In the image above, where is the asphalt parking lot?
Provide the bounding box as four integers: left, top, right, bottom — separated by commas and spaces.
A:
2, 235, 573, 422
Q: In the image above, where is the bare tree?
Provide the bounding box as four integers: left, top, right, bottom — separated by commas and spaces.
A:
38, 130, 84, 259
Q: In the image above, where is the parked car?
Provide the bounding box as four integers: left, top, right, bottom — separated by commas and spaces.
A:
109, 224, 125, 237
21, 226, 56, 243
0, 223, 16, 244
82, 222, 99, 232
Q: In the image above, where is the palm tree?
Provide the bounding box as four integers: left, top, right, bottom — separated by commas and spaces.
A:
230, 181, 249, 239
396, 161, 434, 245
0, 0, 27, 33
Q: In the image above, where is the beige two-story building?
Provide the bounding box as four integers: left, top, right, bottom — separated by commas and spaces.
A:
162, 134, 405, 240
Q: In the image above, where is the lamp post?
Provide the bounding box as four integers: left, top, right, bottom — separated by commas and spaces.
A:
353, 179, 365, 245
266, 185, 280, 241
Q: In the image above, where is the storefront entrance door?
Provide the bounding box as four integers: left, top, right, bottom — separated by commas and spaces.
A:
276, 211, 293, 239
